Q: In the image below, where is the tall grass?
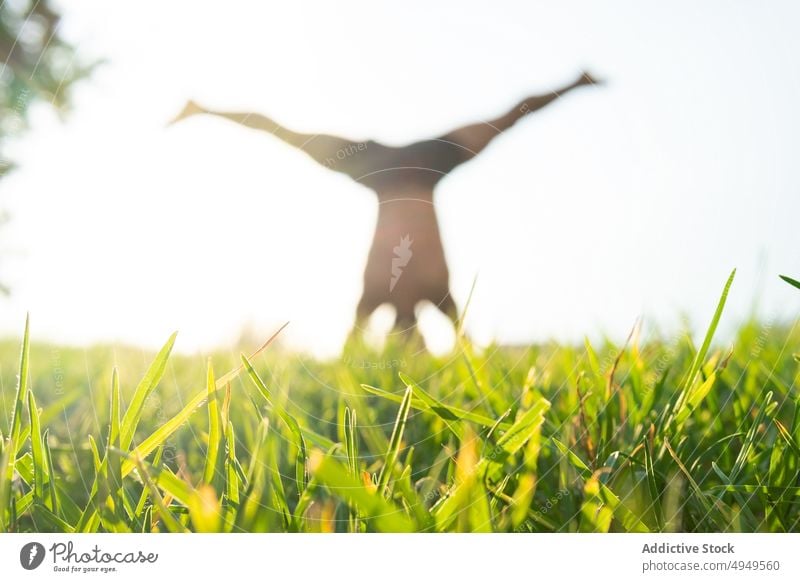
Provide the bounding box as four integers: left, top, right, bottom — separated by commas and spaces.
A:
1, 271, 799, 532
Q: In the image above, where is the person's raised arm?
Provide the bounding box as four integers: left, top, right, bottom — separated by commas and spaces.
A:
437, 71, 602, 166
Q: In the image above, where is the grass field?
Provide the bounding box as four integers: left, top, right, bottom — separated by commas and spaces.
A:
1, 271, 799, 533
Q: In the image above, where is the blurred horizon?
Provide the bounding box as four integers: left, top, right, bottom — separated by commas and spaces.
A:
1, 0, 799, 356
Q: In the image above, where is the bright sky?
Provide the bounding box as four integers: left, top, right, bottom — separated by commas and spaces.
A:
1, 0, 799, 356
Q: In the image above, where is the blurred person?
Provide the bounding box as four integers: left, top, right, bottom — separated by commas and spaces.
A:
170, 71, 601, 344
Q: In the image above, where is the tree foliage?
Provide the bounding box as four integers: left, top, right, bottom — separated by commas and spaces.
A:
0, 0, 92, 175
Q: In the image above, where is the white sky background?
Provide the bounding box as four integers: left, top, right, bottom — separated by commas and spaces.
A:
1, 0, 799, 356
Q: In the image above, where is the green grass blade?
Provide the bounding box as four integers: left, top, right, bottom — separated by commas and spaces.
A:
434, 400, 550, 529
134, 444, 164, 517
360, 382, 504, 429
309, 451, 416, 532
731, 391, 773, 482
774, 419, 800, 458
644, 439, 663, 531
675, 371, 718, 427
121, 395, 204, 477
42, 430, 58, 514
224, 420, 239, 531
109, 368, 121, 447
120, 324, 289, 478
202, 361, 222, 486
343, 407, 361, 532
133, 455, 187, 533
0, 438, 13, 532
107, 368, 125, 523
495, 397, 551, 458
596, 480, 651, 533
681, 269, 735, 393
27, 390, 45, 502
344, 408, 358, 477
119, 332, 177, 450
13, 426, 30, 457
31, 504, 75, 533
187, 485, 222, 533
10, 314, 30, 447
241, 354, 308, 493
664, 438, 725, 529
377, 384, 413, 496
780, 274, 800, 290
455, 273, 478, 338
88, 435, 102, 474
394, 465, 435, 531
399, 373, 464, 439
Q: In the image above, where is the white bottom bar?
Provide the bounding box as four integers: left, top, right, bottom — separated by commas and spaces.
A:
1, 533, 797, 581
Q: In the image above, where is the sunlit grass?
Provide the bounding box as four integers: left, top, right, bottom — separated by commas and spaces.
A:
1, 271, 799, 532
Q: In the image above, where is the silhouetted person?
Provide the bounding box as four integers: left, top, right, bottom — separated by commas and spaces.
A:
170, 71, 601, 342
